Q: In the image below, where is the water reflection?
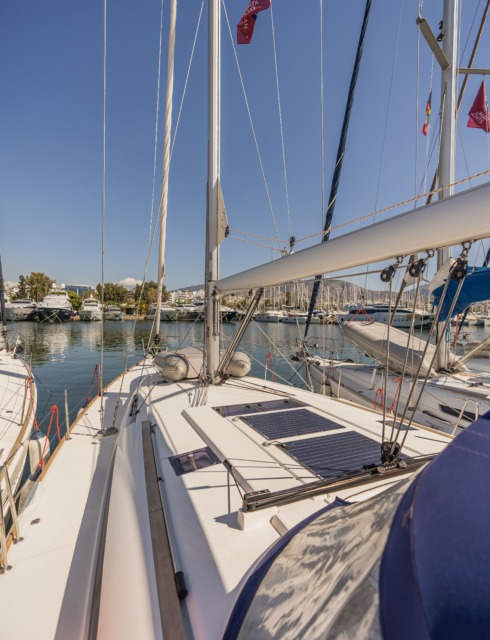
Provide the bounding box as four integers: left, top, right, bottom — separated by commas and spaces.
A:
11, 319, 489, 434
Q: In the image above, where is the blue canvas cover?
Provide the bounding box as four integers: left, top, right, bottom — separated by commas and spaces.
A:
432, 266, 490, 321
380, 410, 490, 640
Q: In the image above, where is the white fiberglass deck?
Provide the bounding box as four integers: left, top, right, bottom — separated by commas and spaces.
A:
0, 359, 451, 640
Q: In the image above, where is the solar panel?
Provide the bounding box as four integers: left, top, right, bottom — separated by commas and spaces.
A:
214, 398, 303, 417
282, 431, 387, 479
241, 408, 345, 440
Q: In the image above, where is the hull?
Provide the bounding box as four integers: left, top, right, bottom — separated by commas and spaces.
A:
5, 307, 38, 321
309, 359, 490, 433
79, 310, 103, 321
339, 310, 433, 328
38, 307, 73, 323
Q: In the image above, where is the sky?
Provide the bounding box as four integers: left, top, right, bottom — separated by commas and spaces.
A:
1, 0, 489, 293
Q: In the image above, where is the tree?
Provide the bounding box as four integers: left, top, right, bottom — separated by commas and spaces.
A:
96, 283, 128, 304
14, 272, 54, 301
13, 275, 29, 299
68, 290, 82, 311
134, 281, 167, 306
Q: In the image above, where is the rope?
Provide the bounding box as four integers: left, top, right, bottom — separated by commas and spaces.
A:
264, 351, 276, 382
294, 169, 490, 245
227, 234, 284, 253
142, 0, 165, 318
222, 0, 281, 249
228, 228, 289, 244
319, 0, 325, 229
270, 3, 292, 239
99, 0, 107, 429
83, 365, 100, 409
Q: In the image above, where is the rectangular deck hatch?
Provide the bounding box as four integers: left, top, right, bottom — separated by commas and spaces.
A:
241, 408, 345, 440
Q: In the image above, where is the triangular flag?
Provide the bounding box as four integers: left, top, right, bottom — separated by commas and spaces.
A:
422, 90, 431, 136
467, 81, 490, 133
237, 0, 271, 45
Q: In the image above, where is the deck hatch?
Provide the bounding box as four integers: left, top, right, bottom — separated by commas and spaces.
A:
169, 447, 220, 476
214, 398, 303, 417
241, 408, 345, 440
281, 431, 404, 479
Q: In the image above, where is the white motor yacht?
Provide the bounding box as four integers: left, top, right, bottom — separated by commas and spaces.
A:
338, 302, 433, 328
4, 299, 38, 321
104, 304, 123, 320
147, 303, 179, 321
79, 296, 103, 321
254, 309, 285, 322
37, 290, 73, 323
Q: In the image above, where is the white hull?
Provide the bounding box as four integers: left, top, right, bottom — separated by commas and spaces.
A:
0, 349, 37, 501
309, 358, 490, 432
79, 309, 103, 321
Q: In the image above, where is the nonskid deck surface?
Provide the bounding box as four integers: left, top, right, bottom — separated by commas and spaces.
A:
95, 369, 450, 639
0, 361, 451, 639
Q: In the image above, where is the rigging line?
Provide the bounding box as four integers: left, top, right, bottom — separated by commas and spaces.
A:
227, 234, 284, 252
222, 0, 281, 249
132, 3, 204, 346
456, 119, 473, 187
391, 262, 465, 451
372, 0, 405, 214
304, 0, 373, 340
99, 0, 107, 430
129, 0, 166, 346
146, 0, 165, 285
270, 3, 292, 239
320, 0, 325, 229
250, 319, 310, 388
380, 275, 394, 444
459, 0, 483, 62
228, 228, 289, 244
415, 8, 421, 203
396, 275, 467, 452
170, 1, 204, 160
390, 272, 424, 437
295, 167, 490, 244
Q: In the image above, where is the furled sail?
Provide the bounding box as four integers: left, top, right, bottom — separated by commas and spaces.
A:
216, 182, 490, 293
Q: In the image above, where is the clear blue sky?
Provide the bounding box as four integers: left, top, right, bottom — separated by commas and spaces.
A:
1, 1, 489, 291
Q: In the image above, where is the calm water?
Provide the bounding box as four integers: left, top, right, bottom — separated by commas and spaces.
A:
8, 319, 347, 433
8, 319, 489, 436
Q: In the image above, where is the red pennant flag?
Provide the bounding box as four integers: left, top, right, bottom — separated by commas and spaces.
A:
422, 90, 431, 136
467, 81, 490, 133
237, 0, 271, 45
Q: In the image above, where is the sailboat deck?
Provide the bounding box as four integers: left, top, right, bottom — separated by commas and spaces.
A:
0, 352, 33, 466
0, 361, 451, 640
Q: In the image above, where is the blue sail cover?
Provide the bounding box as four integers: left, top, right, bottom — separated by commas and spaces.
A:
380, 410, 490, 640
432, 266, 490, 321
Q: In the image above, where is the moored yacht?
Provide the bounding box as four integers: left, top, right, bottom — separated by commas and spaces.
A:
79, 296, 103, 321
147, 303, 179, 321
4, 298, 38, 321
174, 303, 202, 321
254, 309, 285, 322
338, 302, 433, 328
104, 304, 123, 320
37, 290, 73, 323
